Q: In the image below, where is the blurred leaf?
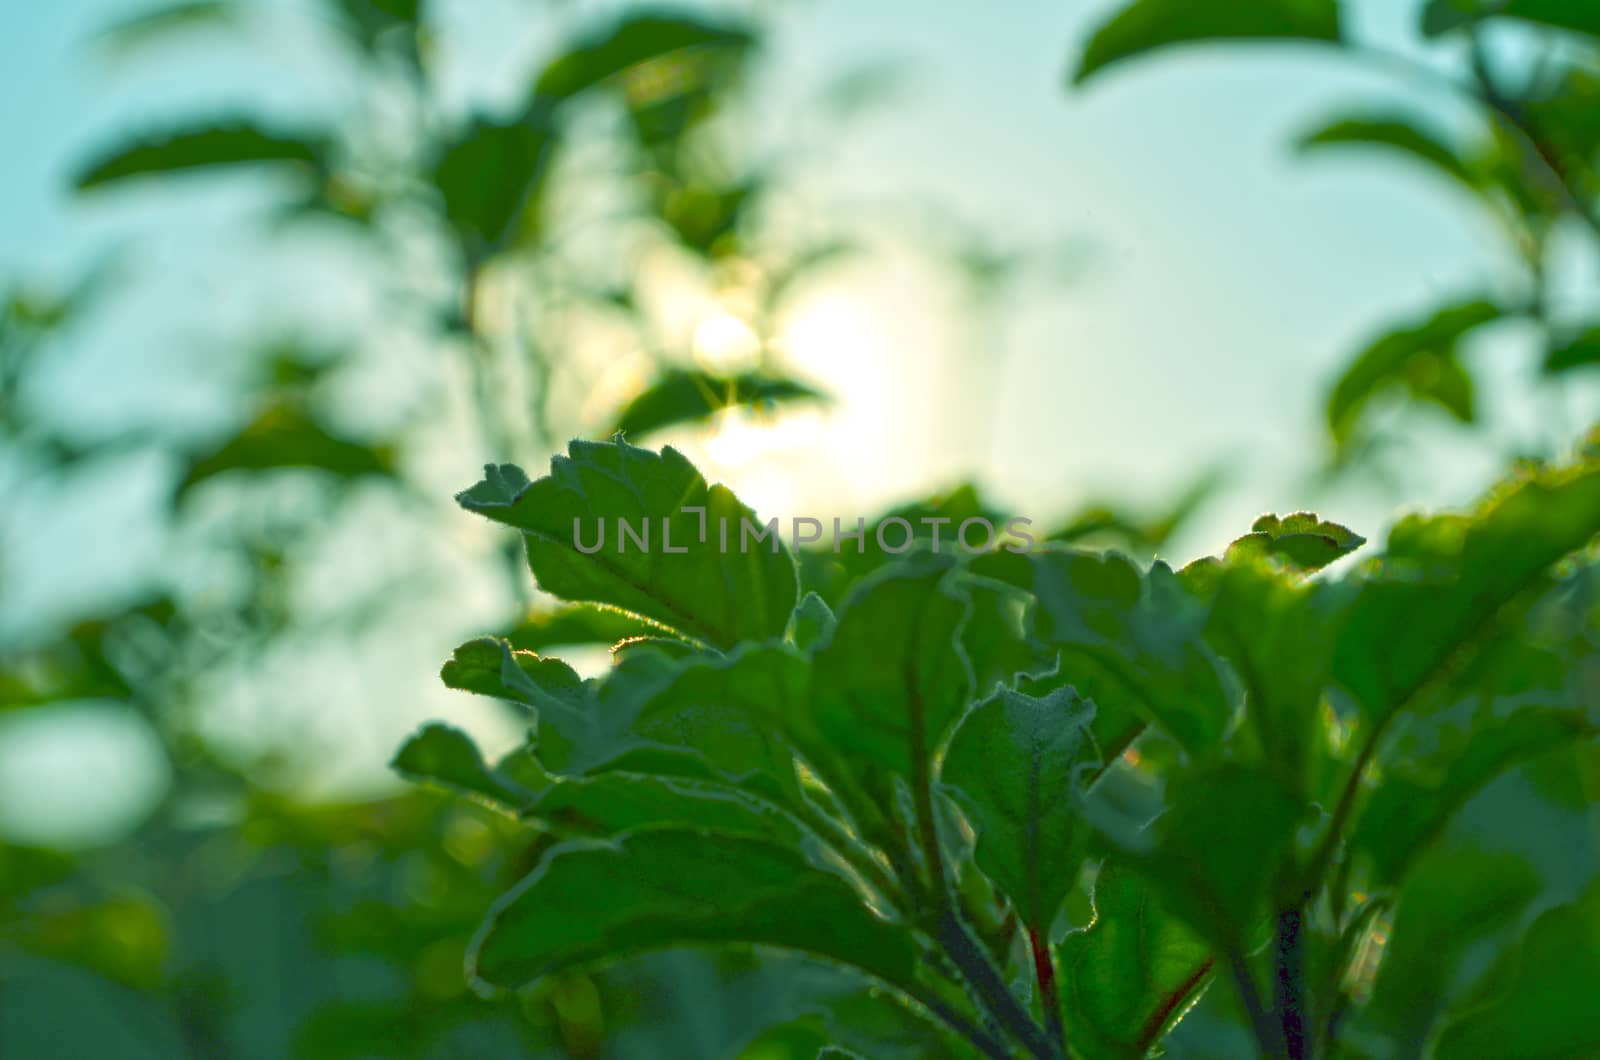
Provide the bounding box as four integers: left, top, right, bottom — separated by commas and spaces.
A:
330, 0, 421, 53
1187, 557, 1350, 795
1224, 512, 1366, 572
14, 891, 170, 989
941, 685, 1099, 931
432, 115, 557, 260
1327, 298, 1501, 452
391, 723, 542, 812
1048, 464, 1227, 554
1298, 113, 1482, 189
811, 554, 971, 790
1350, 706, 1595, 889
612, 368, 826, 439
1111, 763, 1305, 950
1424, 0, 1600, 39
1073, 0, 1342, 84
787, 592, 835, 653
468, 830, 917, 990
802, 483, 1011, 605
1356, 846, 1539, 1053
959, 576, 1056, 701
177, 402, 395, 499
1432, 877, 1600, 1057
976, 550, 1233, 755
74, 121, 325, 191
655, 179, 758, 258
93, 1, 241, 55
457, 440, 799, 650
534, 11, 756, 102
1544, 324, 1600, 374
1057, 861, 1213, 1058
1333, 457, 1600, 726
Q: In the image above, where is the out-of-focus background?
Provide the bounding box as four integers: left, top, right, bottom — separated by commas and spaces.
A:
1, 0, 1596, 1056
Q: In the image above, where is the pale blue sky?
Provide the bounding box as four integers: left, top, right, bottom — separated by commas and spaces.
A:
3, 0, 1596, 831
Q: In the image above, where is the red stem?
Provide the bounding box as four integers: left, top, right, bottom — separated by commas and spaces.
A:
1028, 926, 1064, 1052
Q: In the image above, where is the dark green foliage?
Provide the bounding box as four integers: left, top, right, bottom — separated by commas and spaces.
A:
1057, 862, 1212, 1058
1073, 0, 1342, 84
404, 437, 1600, 1058
176, 402, 396, 500
457, 440, 799, 650
611, 368, 827, 439
1326, 299, 1499, 453
467, 830, 919, 991
74, 121, 326, 190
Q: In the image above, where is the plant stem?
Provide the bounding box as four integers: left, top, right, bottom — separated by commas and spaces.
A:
935, 909, 1057, 1060
900, 983, 1016, 1060
1227, 949, 1285, 1060
1274, 908, 1309, 1060
1028, 925, 1065, 1053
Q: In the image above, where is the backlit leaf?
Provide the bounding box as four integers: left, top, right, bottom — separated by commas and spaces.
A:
457, 440, 799, 650
941, 685, 1099, 931
977, 549, 1233, 755
611, 369, 826, 440
391, 723, 541, 812
1058, 862, 1213, 1058
468, 830, 918, 990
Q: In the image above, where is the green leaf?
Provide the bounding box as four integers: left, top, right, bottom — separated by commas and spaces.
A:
1073, 0, 1342, 85
1544, 324, 1600, 374
1356, 846, 1539, 1053
1425, 0, 1600, 39
504, 604, 664, 652
1297, 114, 1482, 190
1333, 458, 1600, 725
1225, 512, 1366, 572
468, 830, 917, 990
976, 550, 1233, 755
1350, 706, 1595, 889
1420, 0, 1476, 35
1432, 877, 1600, 1058
528, 774, 801, 844
443, 637, 819, 813
1327, 299, 1500, 451
432, 115, 557, 259
440, 637, 588, 715
74, 121, 325, 191
390, 723, 541, 811
959, 576, 1057, 700
534, 12, 756, 102
94, 1, 241, 55
458, 440, 799, 650
1058, 862, 1213, 1058
811, 554, 972, 786
801, 483, 1012, 605
615, 644, 815, 802
1186, 558, 1351, 796
941, 685, 1099, 931
1105, 763, 1305, 949
176, 402, 395, 500
788, 592, 836, 652
611, 369, 827, 440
